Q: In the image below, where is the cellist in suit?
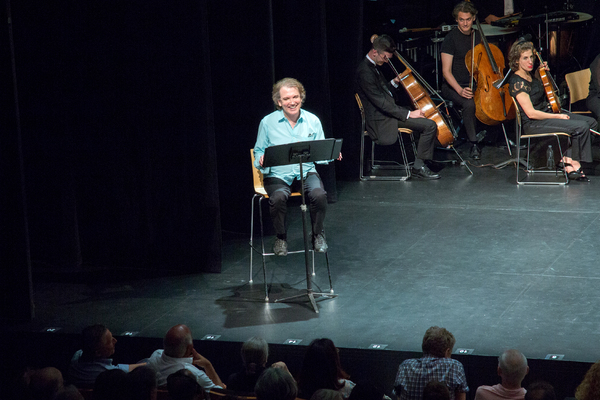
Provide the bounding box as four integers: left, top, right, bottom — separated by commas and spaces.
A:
355, 34, 440, 180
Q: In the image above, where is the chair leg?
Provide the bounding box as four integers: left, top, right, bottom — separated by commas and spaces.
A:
396, 133, 411, 179
324, 252, 334, 294
249, 195, 256, 283
258, 196, 269, 301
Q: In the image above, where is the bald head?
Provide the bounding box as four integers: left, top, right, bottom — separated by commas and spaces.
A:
499, 349, 528, 387
164, 324, 193, 358
29, 367, 64, 400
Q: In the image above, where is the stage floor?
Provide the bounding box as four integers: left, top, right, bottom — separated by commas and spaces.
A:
11, 144, 600, 367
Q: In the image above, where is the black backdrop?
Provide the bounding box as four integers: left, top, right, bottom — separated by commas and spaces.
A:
0, 0, 364, 321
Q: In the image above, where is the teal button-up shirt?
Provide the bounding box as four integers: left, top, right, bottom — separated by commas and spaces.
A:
253, 109, 328, 185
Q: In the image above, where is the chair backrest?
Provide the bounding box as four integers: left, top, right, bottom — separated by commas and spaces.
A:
250, 149, 267, 196
250, 149, 300, 198
354, 93, 367, 134
208, 388, 257, 400
511, 97, 522, 139
565, 68, 591, 108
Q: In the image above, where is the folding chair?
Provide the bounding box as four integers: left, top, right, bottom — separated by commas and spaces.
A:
513, 98, 570, 185
355, 93, 417, 181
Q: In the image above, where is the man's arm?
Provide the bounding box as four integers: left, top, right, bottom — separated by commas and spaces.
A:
191, 349, 226, 389
441, 53, 473, 99
356, 61, 410, 121
127, 363, 146, 372
455, 390, 467, 400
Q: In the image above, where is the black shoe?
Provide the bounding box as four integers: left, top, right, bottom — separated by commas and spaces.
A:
411, 166, 440, 180
470, 144, 481, 160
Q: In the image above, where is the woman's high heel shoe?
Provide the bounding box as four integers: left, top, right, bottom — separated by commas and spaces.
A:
576, 168, 590, 182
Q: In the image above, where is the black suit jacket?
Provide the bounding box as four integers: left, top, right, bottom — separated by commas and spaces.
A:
355, 57, 410, 145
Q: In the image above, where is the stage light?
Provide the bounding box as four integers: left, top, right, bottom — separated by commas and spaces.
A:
368, 344, 388, 350
545, 354, 564, 360
121, 331, 139, 336
283, 339, 302, 345
41, 327, 62, 333
455, 348, 474, 355
202, 334, 221, 340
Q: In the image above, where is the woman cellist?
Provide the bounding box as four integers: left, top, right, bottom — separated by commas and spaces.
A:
508, 40, 598, 181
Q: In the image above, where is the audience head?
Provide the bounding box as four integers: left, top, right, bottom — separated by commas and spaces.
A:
54, 385, 85, 400
498, 349, 529, 386
241, 337, 269, 374
125, 365, 158, 400
92, 369, 127, 400
28, 367, 64, 400
423, 380, 450, 400
81, 324, 116, 361
311, 389, 343, 400
298, 338, 348, 398
525, 381, 556, 400
347, 381, 385, 400
422, 326, 456, 358
255, 368, 298, 400
164, 324, 194, 358
575, 360, 600, 400
167, 369, 203, 400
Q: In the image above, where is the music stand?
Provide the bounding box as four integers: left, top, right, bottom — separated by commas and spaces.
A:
262, 138, 342, 313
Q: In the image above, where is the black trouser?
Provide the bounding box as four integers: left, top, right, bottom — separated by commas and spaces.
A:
264, 172, 327, 238
524, 112, 597, 163
442, 84, 478, 143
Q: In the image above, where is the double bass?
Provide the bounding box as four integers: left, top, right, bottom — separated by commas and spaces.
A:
371, 35, 456, 147
465, 17, 515, 125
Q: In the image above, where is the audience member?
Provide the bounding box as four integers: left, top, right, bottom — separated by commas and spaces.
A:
255, 367, 298, 400
228, 337, 269, 392
394, 326, 468, 400
167, 369, 204, 400
423, 381, 451, 400
575, 360, 600, 400
125, 365, 158, 400
28, 367, 65, 400
92, 369, 127, 400
54, 385, 85, 400
524, 382, 556, 400
347, 381, 386, 400
297, 338, 355, 399
146, 324, 224, 389
69, 324, 145, 386
311, 388, 343, 400
475, 349, 528, 400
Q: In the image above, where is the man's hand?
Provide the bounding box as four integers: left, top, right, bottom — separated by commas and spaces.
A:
485, 15, 500, 24
460, 87, 473, 99
337, 152, 343, 161
191, 348, 210, 369
409, 109, 426, 119
259, 155, 264, 167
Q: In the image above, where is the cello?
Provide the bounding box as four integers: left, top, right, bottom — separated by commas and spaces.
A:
370, 35, 456, 147
465, 17, 515, 125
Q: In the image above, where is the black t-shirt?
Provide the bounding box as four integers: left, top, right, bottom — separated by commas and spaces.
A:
441, 28, 481, 88
509, 73, 551, 124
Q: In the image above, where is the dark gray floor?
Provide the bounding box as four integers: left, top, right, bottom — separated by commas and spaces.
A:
12, 143, 600, 365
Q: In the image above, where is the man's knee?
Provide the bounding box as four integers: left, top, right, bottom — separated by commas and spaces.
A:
308, 187, 328, 208
269, 190, 289, 209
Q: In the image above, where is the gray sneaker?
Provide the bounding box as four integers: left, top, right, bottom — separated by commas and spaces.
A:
313, 232, 328, 253
273, 238, 288, 256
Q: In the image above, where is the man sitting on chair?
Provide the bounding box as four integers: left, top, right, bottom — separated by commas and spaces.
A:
355, 34, 440, 179
254, 77, 338, 256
